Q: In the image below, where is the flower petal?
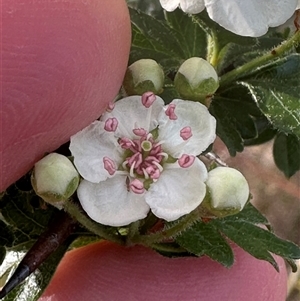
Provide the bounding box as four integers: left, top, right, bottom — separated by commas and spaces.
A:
205, 0, 298, 37
180, 0, 205, 14
70, 121, 123, 183
101, 95, 164, 138
145, 159, 207, 221
77, 175, 150, 227
158, 99, 216, 157
159, 0, 180, 12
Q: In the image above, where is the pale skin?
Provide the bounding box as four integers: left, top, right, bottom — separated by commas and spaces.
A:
1, 1, 287, 300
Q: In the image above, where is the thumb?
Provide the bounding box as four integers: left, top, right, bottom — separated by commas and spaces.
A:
40, 241, 287, 301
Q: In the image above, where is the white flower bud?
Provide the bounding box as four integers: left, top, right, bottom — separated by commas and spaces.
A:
31, 153, 79, 208
202, 167, 249, 217
174, 57, 219, 105
122, 59, 164, 95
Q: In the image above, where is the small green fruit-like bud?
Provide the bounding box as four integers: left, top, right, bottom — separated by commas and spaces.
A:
174, 57, 219, 104
122, 59, 164, 95
202, 167, 249, 217
31, 153, 79, 208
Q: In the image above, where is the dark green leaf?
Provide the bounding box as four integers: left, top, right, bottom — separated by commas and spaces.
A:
213, 219, 300, 271
244, 118, 277, 146
129, 8, 183, 72
176, 221, 234, 267
164, 9, 207, 59
220, 202, 269, 226
209, 98, 244, 156
273, 132, 300, 178
0, 246, 6, 266
241, 54, 300, 137
0, 185, 55, 250
217, 37, 284, 76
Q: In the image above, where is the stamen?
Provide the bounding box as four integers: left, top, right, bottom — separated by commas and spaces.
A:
106, 101, 115, 112
157, 152, 169, 160
104, 118, 118, 132
152, 161, 164, 172
141, 92, 156, 108
165, 104, 177, 120
103, 157, 116, 175
180, 126, 192, 140
142, 168, 150, 180
178, 154, 195, 168
119, 137, 134, 149
122, 160, 129, 170
129, 161, 136, 177
128, 153, 143, 168
145, 166, 160, 180
133, 128, 147, 137
129, 179, 145, 194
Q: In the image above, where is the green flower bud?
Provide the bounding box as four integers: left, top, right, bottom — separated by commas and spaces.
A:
201, 167, 249, 217
174, 57, 219, 105
31, 153, 79, 208
122, 59, 164, 95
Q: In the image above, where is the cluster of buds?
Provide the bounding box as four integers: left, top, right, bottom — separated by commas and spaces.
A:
122, 57, 219, 107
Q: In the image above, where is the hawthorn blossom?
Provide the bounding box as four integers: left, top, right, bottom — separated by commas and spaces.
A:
159, 0, 299, 37
70, 93, 216, 226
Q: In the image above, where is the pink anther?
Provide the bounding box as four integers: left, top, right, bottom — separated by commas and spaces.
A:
106, 101, 115, 112
165, 104, 177, 120
180, 126, 192, 140
142, 92, 156, 108
119, 137, 134, 149
145, 165, 160, 180
103, 157, 116, 175
178, 154, 195, 168
130, 179, 145, 194
127, 152, 143, 168
104, 118, 118, 132
133, 128, 147, 137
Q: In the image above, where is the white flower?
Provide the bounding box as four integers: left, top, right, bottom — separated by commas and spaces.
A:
159, 0, 299, 37
70, 93, 216, 226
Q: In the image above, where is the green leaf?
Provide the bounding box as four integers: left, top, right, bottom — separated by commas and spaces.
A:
273, 132, 300, 178
176, 221, 234, 267
222, 202, 269, 226
209, 99, 244, 156
217, 37, 284, 75
212, 219, 300, 271
129, 8, 183, 72
0, 186, 55, 250
241, 54, 300, 137
0, 246, 6, 267
164, 9, 207, 59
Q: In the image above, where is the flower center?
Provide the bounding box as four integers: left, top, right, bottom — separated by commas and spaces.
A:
119, 130, 168, 184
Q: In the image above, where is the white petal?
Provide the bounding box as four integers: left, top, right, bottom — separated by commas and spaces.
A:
158, 99, 216, 157
180, 0, 205, 14
145, 159, 207, 221
77, 175, 150, 227
159, 0, 180, 12
70, 121, 123, 183
101, 95, 165, 138
205, 0, 298, 37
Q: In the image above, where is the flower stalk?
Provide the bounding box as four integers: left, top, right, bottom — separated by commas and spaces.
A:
63, 198, 125, 245
219, 30, 300, 88
129, 208, 200, 247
